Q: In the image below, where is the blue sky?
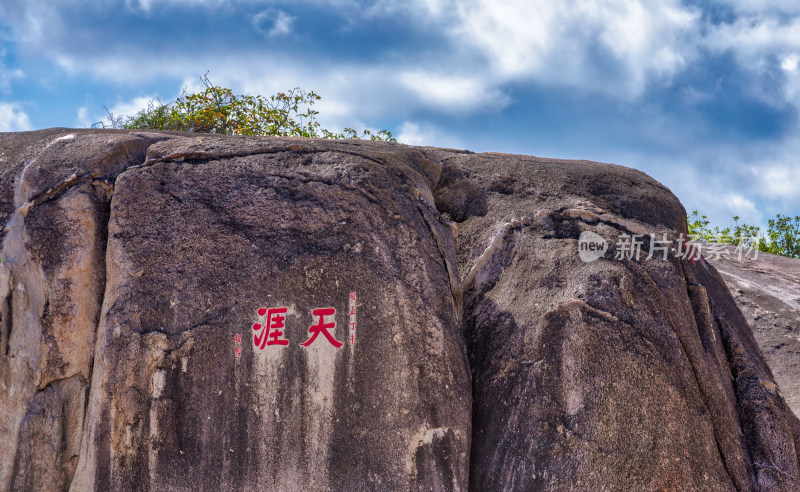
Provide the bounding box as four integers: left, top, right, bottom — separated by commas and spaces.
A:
1, 0, 799, 231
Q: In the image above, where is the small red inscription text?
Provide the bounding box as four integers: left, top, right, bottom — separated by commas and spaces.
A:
234, 333, 242, 357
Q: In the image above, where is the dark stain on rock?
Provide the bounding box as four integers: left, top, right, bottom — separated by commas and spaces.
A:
433, 166, 488, 222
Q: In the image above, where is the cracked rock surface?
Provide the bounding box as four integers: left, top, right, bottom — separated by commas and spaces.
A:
0, 129, 799, 491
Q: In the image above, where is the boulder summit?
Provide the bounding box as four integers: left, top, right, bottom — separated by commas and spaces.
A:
1, 129, 798, 491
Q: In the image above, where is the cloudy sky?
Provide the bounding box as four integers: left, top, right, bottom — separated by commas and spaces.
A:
1, 0, 799, 230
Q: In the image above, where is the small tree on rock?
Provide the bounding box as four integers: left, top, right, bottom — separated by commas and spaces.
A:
105, 73, 395, 142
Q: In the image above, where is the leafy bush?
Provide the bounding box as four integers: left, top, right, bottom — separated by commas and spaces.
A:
763, 214, 800, 258
687, 210, 800, 259
104, 74, 395, 142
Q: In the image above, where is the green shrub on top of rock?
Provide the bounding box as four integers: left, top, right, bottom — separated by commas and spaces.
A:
105, 73, 395, 142
688, 210, 800, 259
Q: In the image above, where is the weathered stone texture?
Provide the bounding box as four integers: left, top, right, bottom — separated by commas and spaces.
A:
705, 244, 800, 418
0, 130, 798, 491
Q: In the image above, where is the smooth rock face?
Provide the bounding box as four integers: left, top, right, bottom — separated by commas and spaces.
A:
0, 129, 799, 491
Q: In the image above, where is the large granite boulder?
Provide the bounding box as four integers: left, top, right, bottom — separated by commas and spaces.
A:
0, 129, 798, 491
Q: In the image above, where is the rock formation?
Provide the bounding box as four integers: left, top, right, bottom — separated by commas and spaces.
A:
0, 129, 798, 491
704, 246, 800, 417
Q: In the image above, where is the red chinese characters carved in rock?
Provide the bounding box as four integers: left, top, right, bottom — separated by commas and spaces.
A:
252, 307, 290, 349
234, 333, 243, 357
301, 308, 342, 348
348, 291, 357, 345
249, 293, 357, 352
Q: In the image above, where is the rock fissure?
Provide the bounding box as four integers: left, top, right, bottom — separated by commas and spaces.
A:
18, 174, 93, 216
754, 460, 799, 481
712, 311, 796, 488
82, 180, 114, 394
681, 302, 746, 491
18, 172, 118, 219
462, 219, 521, 295
713, 425, 743, 492
144, 145, 392, 170
415, 199, 463, 323
547, 206, 658, 239
2, 283, 10, 357
626, 258, 743, 490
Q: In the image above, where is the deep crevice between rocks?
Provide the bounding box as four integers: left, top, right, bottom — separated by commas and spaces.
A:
687, 290, 745, 491
415, 198, 463, 324
683, 284, 744, 491
459, 218, 522, 491
4, 166, 120, 491
3, 287, 11, 357
461, 219, 520, 296
59, 141, 148, 491
714, 312, 765, 485
627, 257, 743, 491
712, 308, 800, 487
82, 178, 113, 392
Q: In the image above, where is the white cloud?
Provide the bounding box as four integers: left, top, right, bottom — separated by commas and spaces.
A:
0, 0, 704, 103
395, 121, 429, 146
0, 49, 24, 93
722, 193, 762, 221
44, 52, 509, 131
704, 14, 800, 107
781, 53, 799, 72
125, 0, 232, 12
705, 15, 800, 60
252, 9, 295, 37
68, 97, 155, 130
0, 67, 23, 93
449, 0, 698, 96
0, 102, 32, 131
680, 86, 714, 105
624, 133, 800, 232
396, 120, 464, 148
76, 106, 91, 128
6, 0, 800, 108
752, 160, 800, 200
75, 105, 113, 128
399, 71, 509, 112
90, 95, 165, 128
314, 0, 701, 97
0, 1, 65, 49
